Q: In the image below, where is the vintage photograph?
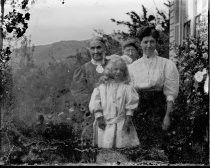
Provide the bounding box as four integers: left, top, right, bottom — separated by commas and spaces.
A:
0, 0, 209, 166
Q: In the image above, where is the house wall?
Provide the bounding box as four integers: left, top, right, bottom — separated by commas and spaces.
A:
169, 2, 175, 48
169, 0, 209, 58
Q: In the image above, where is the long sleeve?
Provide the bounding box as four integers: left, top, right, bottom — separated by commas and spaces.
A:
125, 85, 139, 116
70, 65, 91, 105
163, 60, 180, 102
128, 64, 136, 87
89, 87, 103, 119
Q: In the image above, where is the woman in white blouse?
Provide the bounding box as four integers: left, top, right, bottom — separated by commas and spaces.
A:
128, 26, 179, 159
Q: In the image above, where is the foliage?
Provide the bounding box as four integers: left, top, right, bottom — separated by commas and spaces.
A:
0, 64, 14, 111
111, 4, 170, 58
1, 0, 34, 57
94, 29, 123, 56
9, 62, 73, 123
167, 35, 208, 164
18, 36, 35, 67
1, 120, 84, 165
4, 8, 30, 38
0, 0, 34, 110
1, 118, 171, 165
74, 48, 91, 65
111, 5, 153, 38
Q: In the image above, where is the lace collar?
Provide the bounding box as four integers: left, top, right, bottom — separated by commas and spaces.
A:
91, 59, 105, 73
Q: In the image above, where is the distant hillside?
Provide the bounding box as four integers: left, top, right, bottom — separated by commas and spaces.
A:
11, 40, 90, 67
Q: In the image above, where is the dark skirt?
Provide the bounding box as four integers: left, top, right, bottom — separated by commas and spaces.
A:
133, 89, 168, 150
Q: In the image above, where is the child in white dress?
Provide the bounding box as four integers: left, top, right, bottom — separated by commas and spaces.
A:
89, 56, 140, 148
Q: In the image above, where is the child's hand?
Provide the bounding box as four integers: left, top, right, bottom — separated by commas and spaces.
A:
97, 116, 106, 130
123, 115, 132, 134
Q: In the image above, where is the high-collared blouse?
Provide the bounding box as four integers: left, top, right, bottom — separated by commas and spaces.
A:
128, 54, 179, 102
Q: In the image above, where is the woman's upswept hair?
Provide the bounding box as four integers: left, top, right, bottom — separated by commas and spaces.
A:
137, 26, 160, 41
89, 36, 106, 48
98, 56, 131, 85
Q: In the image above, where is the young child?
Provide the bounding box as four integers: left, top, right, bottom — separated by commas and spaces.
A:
89, 56, 140, 148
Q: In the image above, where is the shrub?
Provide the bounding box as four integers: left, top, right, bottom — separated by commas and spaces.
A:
168, 36, 208, 164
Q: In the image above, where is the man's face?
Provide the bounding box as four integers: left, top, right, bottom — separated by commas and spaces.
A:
89, 41, 105, 61
140, 36, 157, 56
123, 45, 138, 61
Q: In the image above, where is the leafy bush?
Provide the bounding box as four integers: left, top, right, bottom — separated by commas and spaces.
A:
1, 120, 83, 165
167, 36, 208, 164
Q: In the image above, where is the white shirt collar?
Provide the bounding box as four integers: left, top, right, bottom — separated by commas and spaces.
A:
142, 49, 159, 59
143, 53, 157, 60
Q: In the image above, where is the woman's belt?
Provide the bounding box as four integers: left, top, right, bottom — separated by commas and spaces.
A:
136, 88, 165, 100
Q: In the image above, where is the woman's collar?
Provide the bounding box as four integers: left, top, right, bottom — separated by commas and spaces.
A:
143, 53, 157, 59
91, 58, 105, 66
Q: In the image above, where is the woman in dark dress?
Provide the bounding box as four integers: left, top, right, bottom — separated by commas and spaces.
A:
71, 36, 108, 107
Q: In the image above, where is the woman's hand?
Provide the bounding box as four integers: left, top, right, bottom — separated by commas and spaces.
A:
162, 100, 173, 131
123, 115, 132, 134
162, 114, 170, 131
97, 116, 106, 130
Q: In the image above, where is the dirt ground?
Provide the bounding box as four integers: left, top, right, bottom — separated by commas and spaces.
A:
1, 162, 206, 166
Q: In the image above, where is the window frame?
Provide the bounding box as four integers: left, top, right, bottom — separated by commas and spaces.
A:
183, 20, 191, 40
195, 14, 201, 38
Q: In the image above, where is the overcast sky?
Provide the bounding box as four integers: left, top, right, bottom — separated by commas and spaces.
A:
24, 0, 168, 45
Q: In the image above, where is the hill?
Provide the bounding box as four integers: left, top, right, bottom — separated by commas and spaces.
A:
10, 40, 90, 68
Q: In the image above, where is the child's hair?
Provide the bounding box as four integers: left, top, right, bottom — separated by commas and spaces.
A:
98, 56, 131, 85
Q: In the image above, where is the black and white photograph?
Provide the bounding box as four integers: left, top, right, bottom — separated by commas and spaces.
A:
0, 0, 209, 166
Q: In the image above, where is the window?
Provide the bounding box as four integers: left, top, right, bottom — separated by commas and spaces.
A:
175, 0, 180, 24
195, 14, 201, 38
184, 20, 191, 39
